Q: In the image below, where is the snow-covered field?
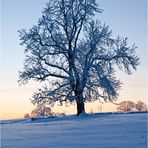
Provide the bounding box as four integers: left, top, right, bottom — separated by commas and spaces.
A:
1, 113, 147, 148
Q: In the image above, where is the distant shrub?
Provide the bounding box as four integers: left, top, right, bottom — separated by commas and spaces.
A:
24, 113, 30, 118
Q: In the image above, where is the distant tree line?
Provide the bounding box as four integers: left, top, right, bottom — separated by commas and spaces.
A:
24, 105, 65, 118
117, 100, 147, 112
24, 100, 147, 118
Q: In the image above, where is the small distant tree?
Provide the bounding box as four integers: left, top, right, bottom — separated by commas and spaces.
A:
135, 100, 147, 112
117, 101, 136, 112
30, 105, 52, 117
24, 113, 30, 118
19, 0, 139, 115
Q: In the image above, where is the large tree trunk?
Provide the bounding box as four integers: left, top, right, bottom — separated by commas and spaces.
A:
76, 99, 85, 115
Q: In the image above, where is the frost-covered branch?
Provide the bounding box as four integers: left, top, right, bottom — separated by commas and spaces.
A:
19, 0, 139, 115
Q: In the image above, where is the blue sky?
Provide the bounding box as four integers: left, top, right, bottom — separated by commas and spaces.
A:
0, 0, 147, 119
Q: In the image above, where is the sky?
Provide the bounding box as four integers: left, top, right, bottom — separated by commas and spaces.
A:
0, 0, 147, 120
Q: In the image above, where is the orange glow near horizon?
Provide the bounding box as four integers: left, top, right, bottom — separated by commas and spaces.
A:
1, 72, 147, 120
0, 86, 116, 120
0, 87, 147, 120
0, 101, 117, 120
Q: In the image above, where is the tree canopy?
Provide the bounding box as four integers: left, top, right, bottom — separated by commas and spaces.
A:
19, 0, 139, 115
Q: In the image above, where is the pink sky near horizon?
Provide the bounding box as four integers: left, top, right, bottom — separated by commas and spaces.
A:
0, 71, 147, 120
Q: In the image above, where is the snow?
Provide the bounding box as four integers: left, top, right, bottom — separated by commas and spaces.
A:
1, 112, 147, 148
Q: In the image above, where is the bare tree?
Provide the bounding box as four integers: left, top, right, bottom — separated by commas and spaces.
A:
30, 105, 52, 117
117, 101, 136, 112
135, 100, 147, 112
19, 0, 139, 115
